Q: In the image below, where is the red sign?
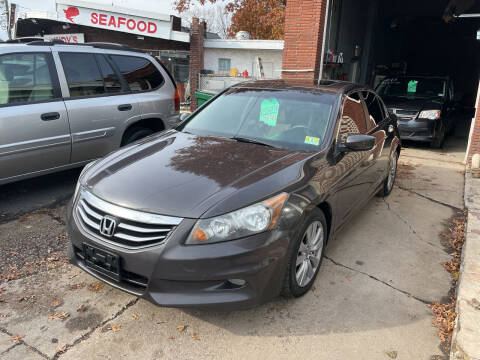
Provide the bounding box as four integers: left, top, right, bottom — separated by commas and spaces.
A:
44, 33, 85, 43
90, 12, 157, 34
57, 4, 168, 39
63, 7, 79, 23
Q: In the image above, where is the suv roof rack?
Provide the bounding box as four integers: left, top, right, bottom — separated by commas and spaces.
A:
85, 42, 146, 53
26, 39, 67, 46
23, 39, 145, 53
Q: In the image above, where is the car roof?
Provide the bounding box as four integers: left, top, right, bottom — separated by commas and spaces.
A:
232, 79, 364, 95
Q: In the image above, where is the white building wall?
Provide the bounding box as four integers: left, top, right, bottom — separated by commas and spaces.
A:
204, 48, 284, 79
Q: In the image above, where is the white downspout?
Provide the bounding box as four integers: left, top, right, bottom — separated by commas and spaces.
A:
318, 0, 331, 84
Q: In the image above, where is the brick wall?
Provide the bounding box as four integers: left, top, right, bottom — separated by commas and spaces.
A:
282, 0, 328, 83
467, 83, 480, 166
188, 18, 206, 111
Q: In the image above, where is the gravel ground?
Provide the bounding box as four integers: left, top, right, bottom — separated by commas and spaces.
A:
0, 205, 69, 283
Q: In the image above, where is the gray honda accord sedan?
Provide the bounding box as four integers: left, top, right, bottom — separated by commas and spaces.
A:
67, 80, 401, 310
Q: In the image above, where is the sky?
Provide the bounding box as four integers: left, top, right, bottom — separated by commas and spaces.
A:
0, 0, 182, 39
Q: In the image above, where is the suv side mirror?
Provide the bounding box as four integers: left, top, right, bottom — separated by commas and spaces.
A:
453, 92, 463, 103
339, 134, 376, 152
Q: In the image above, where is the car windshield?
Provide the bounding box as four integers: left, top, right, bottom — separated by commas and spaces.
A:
377, 78, 446, 100
181, 88, 337, 151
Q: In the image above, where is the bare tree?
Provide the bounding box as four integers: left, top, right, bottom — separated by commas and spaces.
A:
0, 0, 8, 40
212, 4, 230, 39
180, 3, 231, 39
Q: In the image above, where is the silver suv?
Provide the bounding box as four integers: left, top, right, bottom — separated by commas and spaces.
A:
0, 41, 180, 185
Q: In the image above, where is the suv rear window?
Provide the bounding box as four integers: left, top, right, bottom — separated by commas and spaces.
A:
111, 55, 164, 92
60, 53, 105, 97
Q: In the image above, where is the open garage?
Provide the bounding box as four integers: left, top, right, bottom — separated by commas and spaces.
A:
283, 0, 479, 155
319, 0, 479, 150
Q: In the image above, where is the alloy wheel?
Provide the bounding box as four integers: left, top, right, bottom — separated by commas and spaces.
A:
295, 221, 324, 287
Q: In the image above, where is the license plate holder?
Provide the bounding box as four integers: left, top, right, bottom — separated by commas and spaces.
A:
82, 243, 121, 282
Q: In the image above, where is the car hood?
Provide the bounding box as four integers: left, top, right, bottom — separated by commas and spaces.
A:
84, 131, 311, 219
383, 97, 443, 112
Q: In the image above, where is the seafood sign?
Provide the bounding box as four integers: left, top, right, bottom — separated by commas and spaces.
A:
56, 4, 172, 39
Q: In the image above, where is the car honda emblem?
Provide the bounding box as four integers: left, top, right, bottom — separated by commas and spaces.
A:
100, 216, 117, 237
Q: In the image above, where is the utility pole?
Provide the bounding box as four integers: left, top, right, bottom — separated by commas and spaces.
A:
3, 0, 11, 40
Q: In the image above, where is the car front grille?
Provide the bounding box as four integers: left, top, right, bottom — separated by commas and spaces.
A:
391, 109, 419, 121
75, 190, 183, 249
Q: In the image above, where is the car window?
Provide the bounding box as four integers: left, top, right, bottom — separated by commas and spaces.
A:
362, 91, 385, 129
110, 55, 164, 92
0, 53, 56, 105
339, 92, 368, 142
182, 88, 336, 151
60, 53, 104, 97
96, 54, 122, 94
377, 77, 446, 100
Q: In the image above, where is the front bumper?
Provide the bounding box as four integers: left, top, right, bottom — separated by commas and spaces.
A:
66, 200, 291, 310
397, 118, 439, 142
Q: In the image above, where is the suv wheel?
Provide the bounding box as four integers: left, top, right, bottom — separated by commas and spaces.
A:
121, 126, 154, 146
282, 209, 327, 298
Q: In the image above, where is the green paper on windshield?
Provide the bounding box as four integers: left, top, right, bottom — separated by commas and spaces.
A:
259, 98, 280, 127
407, 80, 418, 93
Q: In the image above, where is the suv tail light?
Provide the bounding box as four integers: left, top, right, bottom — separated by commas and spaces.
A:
174, 89, 180, 112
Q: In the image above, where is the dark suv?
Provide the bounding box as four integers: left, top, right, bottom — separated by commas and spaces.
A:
377, 76, 456, 148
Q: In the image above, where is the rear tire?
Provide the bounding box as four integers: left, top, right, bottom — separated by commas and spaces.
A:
121, 126, 154, 146
378, 152, 398, 197
282, 209, 327, 298
430, 122, 445, 149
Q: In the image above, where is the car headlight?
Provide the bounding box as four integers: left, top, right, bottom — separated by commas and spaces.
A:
73, 160, 98, 201
186, 193, 288, 245
419, 110, 441, 120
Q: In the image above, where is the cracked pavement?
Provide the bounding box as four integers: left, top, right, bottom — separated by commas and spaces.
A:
0, 126, 468, 359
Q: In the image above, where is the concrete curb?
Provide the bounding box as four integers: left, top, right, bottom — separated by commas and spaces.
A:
451, 170, 480, 360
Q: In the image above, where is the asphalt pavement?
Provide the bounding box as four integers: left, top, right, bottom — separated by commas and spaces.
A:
0, 168, 81, 223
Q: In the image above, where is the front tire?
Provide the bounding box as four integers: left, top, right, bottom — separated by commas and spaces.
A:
378, 152, 398, 197
430, 122, 445, 149
282, 209, 327, 298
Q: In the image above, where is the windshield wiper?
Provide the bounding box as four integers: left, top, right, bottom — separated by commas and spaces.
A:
231, 136, 278, 149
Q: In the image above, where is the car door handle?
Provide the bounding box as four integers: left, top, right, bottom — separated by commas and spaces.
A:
118, 104, 132, 112
41, 112, 60, 121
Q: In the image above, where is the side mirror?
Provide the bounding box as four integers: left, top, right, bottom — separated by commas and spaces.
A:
452, 92, 463, 105
340, 134, 376, 152
180, 112, 190, 122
